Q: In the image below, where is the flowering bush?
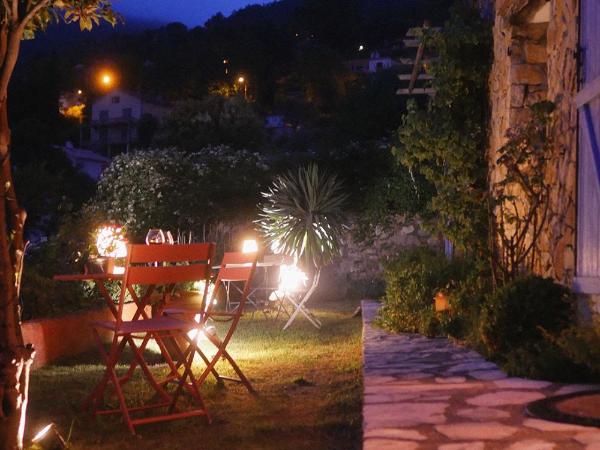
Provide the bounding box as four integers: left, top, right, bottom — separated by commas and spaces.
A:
93, 146, 269, 239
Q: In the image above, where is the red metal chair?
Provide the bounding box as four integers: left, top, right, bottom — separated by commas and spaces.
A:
88, 243, 215, 434
164, 251, 258, 393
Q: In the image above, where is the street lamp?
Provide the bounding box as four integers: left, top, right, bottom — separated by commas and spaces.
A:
98, 70, 115, 90
237, 76, 247, 100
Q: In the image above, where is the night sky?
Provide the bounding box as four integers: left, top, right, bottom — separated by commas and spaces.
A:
113, 0, 272, 27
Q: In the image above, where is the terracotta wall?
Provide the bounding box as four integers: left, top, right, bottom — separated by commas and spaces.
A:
23, 303, 145, 370
487, 0, 579, 284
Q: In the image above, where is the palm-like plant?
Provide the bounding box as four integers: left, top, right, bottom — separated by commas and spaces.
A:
257, 164, 347, 325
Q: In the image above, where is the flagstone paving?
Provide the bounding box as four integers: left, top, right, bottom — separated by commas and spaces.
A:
361, 300, 600, 450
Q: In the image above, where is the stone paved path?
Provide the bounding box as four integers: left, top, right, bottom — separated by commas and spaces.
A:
361, 300, 600, 450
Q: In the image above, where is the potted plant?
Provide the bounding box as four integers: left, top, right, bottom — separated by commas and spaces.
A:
256, 164, 347, 328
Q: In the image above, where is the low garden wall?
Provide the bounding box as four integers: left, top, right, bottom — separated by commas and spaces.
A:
328, 216, 442, 296
23, 303, 147, 369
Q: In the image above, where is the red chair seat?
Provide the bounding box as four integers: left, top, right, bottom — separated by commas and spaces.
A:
93, 316, 194, 334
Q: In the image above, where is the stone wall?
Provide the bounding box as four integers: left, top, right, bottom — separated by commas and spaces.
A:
487, 0, 579, 285
329, 216, 442, 293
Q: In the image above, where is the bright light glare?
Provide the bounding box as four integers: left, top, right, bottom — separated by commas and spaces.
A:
32, 424, 53, 443
101, 74, 112, 85
242, 239, 258, 253
278, 264, 307, 294
358, 44, 364, 51
187, 314, 213, 343
96, 225, 127, 258
238, 76, 245, 83
192, 280, 216, 311
77, 89, 83, 95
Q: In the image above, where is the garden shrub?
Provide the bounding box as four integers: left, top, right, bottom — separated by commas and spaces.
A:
94, 146, 269, 240
377, 247, 470, 336
546, 322, 600, 378
444, 265, 492, 341
500, 339, 591, 382
479, 275, 574, 357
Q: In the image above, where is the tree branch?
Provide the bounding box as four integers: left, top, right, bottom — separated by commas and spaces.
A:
20, 0, 51, 31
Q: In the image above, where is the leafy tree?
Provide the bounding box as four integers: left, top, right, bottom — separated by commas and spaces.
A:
335, 71, 408, 141
159, 94, 265, 151
394, 5, 492, 254
93, 146, 269, 240
0, 3, 117, 448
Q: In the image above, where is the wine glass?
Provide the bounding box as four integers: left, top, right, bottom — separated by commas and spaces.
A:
145, 228, 165, 245
165, 230, 174, 245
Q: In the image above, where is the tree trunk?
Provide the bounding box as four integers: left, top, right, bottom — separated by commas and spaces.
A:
0, 24, 32, 450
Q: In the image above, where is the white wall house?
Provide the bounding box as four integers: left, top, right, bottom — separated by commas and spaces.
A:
62, 142, 111, 181
347, 52, 397, 74
90, 89, 169, 156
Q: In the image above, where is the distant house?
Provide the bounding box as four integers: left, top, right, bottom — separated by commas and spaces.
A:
89, 89, 169, 156
347, 51, 397, 74
264, 114, 294, 138
62, 142, 110, 181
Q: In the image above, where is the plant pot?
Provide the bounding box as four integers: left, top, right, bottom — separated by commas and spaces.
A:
85, 256, 115, 274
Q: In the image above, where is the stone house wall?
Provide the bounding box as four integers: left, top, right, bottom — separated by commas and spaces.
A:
487, 0, 579, 285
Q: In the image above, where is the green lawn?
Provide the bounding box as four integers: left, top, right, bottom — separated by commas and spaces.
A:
27, 299, 363, 450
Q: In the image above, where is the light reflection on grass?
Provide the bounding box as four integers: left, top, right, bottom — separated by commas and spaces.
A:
27, 298, 363, 450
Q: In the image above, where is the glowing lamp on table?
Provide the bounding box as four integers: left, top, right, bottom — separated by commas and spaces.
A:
242, 239, 258, 254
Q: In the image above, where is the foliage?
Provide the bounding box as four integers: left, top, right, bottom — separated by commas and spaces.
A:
93, 146, 269, 240
492, 101, 556, 283
159, 95, 265, 151
256, 164, 347, 270
445, 262, 492, 341
499, 339, 590, 382
394, 5, 492, 254
479, 276, 575, 357
282, 43, 353, 113
13, 149, 95, 238
20, 247, 103, 321
352, 154, 433, 243
377, 247, 471, 336
335, 71, 407, 141
546, 321, 600, 377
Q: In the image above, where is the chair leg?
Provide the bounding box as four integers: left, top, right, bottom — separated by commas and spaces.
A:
167, 334, 211, 423
127, 335, 171, 402
89, 329, 136, 434
220, 349, 255, 394
107, 360, 136, 435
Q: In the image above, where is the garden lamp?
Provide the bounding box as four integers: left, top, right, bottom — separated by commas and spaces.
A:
31, 423, 67, 449
278, 264, 307, 294
242, 239, 258, 253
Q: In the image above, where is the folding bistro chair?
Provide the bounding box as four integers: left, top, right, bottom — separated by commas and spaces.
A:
165, 251, 258, 393
88, 243, 215, 434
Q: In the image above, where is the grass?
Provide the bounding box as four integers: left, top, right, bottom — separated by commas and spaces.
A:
26, 298, 363, 450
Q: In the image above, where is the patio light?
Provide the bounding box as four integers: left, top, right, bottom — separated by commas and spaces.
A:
32, 423, 67, 449
242, 239, 258, 254
278, 264, 307, 294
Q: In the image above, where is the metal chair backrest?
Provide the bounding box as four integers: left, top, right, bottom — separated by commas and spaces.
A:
206, 252, 257, 316
116, 243, 215, 324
